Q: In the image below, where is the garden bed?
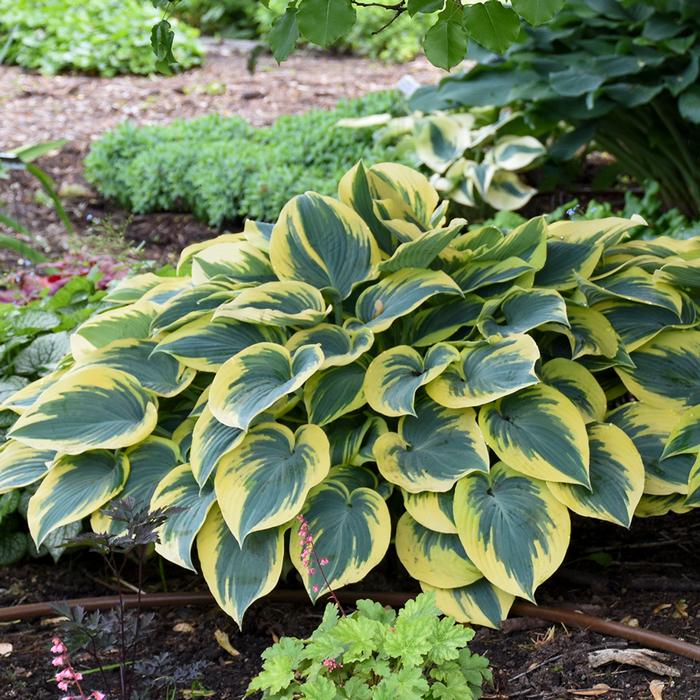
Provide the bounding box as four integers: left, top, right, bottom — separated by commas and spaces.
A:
2, 510, 698, 699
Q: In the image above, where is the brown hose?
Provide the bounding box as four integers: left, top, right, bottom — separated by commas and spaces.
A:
2, 590, 699, 662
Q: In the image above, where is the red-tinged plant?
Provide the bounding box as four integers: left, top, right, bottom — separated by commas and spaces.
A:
51, 636, 105, 700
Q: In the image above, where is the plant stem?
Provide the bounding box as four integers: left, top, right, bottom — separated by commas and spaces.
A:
311, 545, 346, 617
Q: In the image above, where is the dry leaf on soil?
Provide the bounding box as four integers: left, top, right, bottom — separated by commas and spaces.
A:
214, 628, 240, 658
567, 682, 612, 696
0, 642, 12, 657
588, 649, 680, 677
649, 680, 665, 699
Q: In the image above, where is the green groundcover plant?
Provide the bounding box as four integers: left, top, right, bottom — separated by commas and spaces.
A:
1, 162, 699, 628
0, 0, 201, 76
247, 592, 492, 699
84, 92, 405, 226
409, 0, 700, 217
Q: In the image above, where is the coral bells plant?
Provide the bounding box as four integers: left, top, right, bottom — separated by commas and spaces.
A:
51, 636, 105, 700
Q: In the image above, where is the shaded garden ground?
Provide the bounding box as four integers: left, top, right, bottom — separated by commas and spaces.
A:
2, 509, 699, 699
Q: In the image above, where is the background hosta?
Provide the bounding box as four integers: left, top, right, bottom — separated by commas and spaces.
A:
2, 162, 699, 627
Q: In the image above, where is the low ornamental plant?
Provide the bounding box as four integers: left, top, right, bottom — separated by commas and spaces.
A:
248, 517, 491, 700
50, 637, 105, 700
0, 161, 699, 630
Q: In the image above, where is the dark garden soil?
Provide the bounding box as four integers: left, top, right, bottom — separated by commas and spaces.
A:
1, 509, 699, 699
0, 43, 441, 274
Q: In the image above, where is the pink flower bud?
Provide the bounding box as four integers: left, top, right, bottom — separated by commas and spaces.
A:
320, 558, 329, 566
312, 584, 319, 593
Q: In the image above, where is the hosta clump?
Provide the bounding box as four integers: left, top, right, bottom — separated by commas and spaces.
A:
247, 592, 492, 699
2, 162, 700, 628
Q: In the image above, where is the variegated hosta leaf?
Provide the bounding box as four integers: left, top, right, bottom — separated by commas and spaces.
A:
214, 280, 330, 328
327, 416, 388, 467
548, 423, 644, 527
535, 238, 603, 290
488, 135, 545, 171
454, 462, 571, 601
374, 397, 489, 493
396, 513, 482, 589
197, 504, 284, 625
355, 268, 462, 333
401, 296, 482, 347
270, 191, 380, 300
287, 324, 374, 369
9, 367, 158, 455
579, 267, 683, 316
480, 384, 590, 486
654, 258, 700, 291
29, 451, 129, 546
482, 171, 537, 211
686, 456, 700, 507
155, 314, 286, 373
403, 488, 457, 534
78, 339, 196, 397
548, 215, 646, 249
172, 417, 196, 461
289, 482, 391, 603
303, 361, 368, 426
70, 302, 157, 362
177, 233, 244, 273
540, 358, 607, 424
476, 216, 547, 270
103, 273, 162, 306
561, 303, 619, 359
365, 343, 459, 417
191, 240, 275, 286
422, 580, 515, 629
139, 278, 193, 307
91, 437, 181, 534
594, 298, 697, 353
479, 288, 568, 341
663, 406, 700, 460
151, 463, 216, 570
451, 257, 534, 295
326, 464, 378, 492
215, 423, 330, 544
190, 406, 245, 487
635, 493, 694, 518
209, 342, 324, 430
426, 335, 540, 408
608, 402, 694, 495
2, 369, 69, 414
0, 442, 54, 494
413, 115, 468, 173
150, 283, 235, 335
242, 219, 274, 253
377, 220, 465, 274
616, 329, 700, 410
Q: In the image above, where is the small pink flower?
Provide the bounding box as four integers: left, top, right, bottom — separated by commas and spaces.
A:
320, 558, 329, 566
312, 584, 319, 593
52, 656, 65, 667
91, 692, 106, 700
58, 681, 70, 691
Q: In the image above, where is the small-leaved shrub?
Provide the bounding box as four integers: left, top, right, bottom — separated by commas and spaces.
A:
0, 0, 201, 76
247, 592, 492, 699
1, 162, 699, 628
85, 92, 405, 225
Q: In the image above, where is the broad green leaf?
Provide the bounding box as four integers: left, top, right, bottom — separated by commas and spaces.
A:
271, 191, 380, 300
79, 339, 196, 397
9, 367, 158, 455
191, 406, 245, 487
191, 240, 275, 286
616, 329, 700, 410
403, 488, 457, 534
662, 407, 700, 460
679, 85, 700, 124
365, 344, 459, 417
424, 10, 468, 70
374, 396, 489, 493
512, 0, 563, 25
215, 422, 330, 544
290, 482, 390, 602
412, 117, 468, 174
608, 402, 694, 495
327, 415, 388, 467
270, 6, 299, 62
198, 504, 284, 625
423, 579, 514, 629
155, 313, 286, 373
304, 361, 367, 425
454, 462, 571, 600
548, 423, 644, 527
0, 442, 54, 494
489, 136, 545, 170
14, 332, 70, 376
480, 383, 590, 486
426, 334, 540, 408
287, 324, 374, 369
28, 451, 129, 546
215, 280, 330, 328
2, 369, 70, 415
401, 296, 483, 347
355, 268, 462, 332
103, 273, 162, 306
297, 0, 356, 47
151, 464, 216, 570
463, 0, 521, 54
540, 358, 606, 423
482, 171, 537, 211
396, 513, 482, 588
150, 283, 234, 334
209, 342, 324, 430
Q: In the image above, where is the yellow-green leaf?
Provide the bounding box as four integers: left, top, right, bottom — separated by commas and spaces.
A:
403, 488, 457, 534
540, 358, 606, 423
0, 442, 54, 494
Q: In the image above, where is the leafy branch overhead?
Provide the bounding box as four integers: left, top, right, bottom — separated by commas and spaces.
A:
151, 0, 565, 69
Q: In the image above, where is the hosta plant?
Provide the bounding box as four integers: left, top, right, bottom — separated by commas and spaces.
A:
338, 108, 545, 212
1, 162, 699, 627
